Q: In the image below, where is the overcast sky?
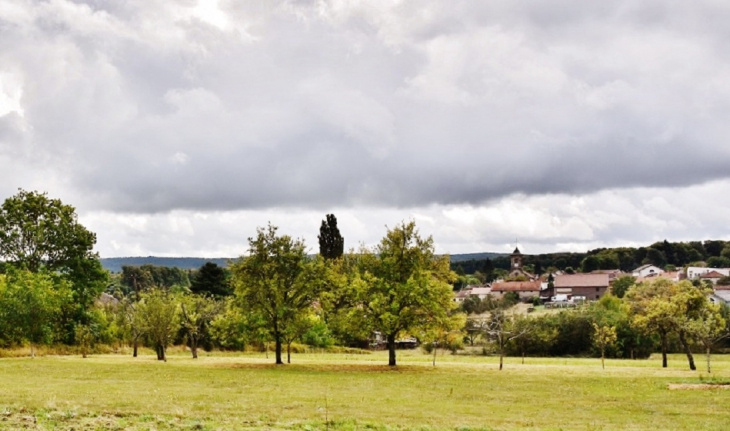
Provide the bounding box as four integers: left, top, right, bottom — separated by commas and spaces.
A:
1, 0, 730, 257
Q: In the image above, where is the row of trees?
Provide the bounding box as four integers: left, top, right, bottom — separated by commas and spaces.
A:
0, 190, 459, 366
459, 279, 729, 372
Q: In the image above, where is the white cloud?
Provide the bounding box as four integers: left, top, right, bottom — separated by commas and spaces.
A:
2, 0, 730, 256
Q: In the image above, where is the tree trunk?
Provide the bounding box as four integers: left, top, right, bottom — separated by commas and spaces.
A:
432, 342, 437, 367
660, 333, 668, 368
499, 349, 504, 371
275, 335, 283, 365
601, 348, 605, 370
133, 336, 138, 358
521, 349, 525, 365
706, 346, 712, 374
678, 331, 696, 371
30, 343, 35, 359
387, 333, 397, 367
287, 342, 291, 364
190, 336, 198, 359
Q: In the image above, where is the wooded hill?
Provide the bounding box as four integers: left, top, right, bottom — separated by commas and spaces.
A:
451, 240, 730, 276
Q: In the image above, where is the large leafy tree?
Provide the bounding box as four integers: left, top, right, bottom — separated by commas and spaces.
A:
231, 224, 324, 364
0, 190, 97, 272
356, 221, 457, 366
318, 214, 344, 260
0, 190, 107, 339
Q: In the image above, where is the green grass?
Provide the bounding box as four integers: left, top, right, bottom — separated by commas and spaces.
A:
0, 350, 728, 430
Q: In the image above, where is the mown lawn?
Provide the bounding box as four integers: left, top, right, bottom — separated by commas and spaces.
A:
0, 349, 728, 430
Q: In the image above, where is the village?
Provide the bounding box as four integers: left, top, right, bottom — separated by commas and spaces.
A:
454, 247, 730, 307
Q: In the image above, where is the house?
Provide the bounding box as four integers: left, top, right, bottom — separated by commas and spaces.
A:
490, 281, 541, 301
700, 270, 726, 285
631, 264, 664, 278
686, 267, 730, 280
551, 273, 610, 301
453, 286, 492, 303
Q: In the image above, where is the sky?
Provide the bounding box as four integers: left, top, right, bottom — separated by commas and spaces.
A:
1, 0, 730, 258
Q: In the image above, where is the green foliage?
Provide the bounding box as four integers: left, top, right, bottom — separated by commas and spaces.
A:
0, 190, 97, 273
0, 268, 72, 354
302, 316, 335, 348
353, 221, 457, 366
231, 224, 325, 364
707, 256, 730, 268
592, 323, 618, 368
318, 214, 344, 260
121, 265, 190, 294
190, 262, 232, 297
611, 275, 636, 299
137, 289, 180, 361
180, 294, 223, 358
209, 300, 253, 350
0, 190, 107, 342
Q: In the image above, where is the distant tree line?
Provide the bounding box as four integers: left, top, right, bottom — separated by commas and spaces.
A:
453, 239, 730, 283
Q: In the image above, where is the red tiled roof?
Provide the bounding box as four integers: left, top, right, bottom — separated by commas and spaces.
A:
554, 273, 609, 288
491, 281, 541, 292
701, 271, 725, 279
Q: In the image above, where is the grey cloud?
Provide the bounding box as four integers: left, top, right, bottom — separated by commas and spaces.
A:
2, 0, 730, 214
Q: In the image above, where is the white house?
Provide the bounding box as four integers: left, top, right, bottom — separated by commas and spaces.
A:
631, 264, 664, 278
686, 267, 730, 280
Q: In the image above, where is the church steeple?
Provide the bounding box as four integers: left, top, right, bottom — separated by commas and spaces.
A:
510, 247, 523, 270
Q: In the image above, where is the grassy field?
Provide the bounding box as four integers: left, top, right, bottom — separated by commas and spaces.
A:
0, 349, 728, 430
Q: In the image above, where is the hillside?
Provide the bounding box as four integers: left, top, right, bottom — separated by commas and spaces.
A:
100, 252, 506, 272
100, 257, 233, 273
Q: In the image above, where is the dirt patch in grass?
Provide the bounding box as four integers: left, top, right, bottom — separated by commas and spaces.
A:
667, 383, 730, 390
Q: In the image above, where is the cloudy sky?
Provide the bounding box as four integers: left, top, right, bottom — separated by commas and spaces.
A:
1, 0, 730, 257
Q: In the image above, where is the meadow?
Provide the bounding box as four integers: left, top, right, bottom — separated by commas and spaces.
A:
0, 349, 728, 430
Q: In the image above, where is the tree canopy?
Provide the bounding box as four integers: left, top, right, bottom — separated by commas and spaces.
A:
231, 224, 325, 364
318, 214, 344, 260
355, 221, 457, 366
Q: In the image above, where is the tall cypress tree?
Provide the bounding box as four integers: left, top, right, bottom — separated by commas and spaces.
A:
318, 214, 344, 259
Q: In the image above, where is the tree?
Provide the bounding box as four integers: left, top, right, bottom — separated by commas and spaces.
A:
0, 190, 107, 338
0, 190, 97, 273
592, 323, 617, 369
180, 294, 222, 358
626, 280, 676, 368
318, 214, 344, 260
231, 224, 324, 364
118, 298, 144, 357
419, 311, 466, 366
190, 262, 232, 297
611, 276, 636, 299
0, 268, 72, 356
688, 304, 728, 373
483, 310, 530, 370
137, 289, 179, 361
355, 221, 457, 366
627, 279, 709, 370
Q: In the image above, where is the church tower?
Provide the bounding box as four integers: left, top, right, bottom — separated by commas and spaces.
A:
510, 247, 523, 271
